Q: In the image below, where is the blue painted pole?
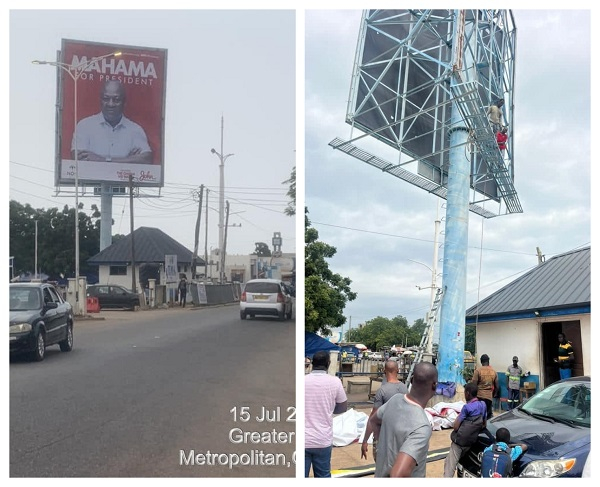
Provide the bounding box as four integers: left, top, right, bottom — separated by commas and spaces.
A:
437, 94, 470, 384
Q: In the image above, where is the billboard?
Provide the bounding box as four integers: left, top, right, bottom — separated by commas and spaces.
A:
56, 39, 167, 187
349, 10, 515, 203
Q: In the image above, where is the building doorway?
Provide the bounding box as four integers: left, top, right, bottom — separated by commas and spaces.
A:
541, 320, 582, 388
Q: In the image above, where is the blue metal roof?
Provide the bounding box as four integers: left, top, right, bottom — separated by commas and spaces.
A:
466, 246, 590, 323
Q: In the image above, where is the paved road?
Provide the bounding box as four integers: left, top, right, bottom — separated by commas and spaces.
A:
10, 305, 296, 477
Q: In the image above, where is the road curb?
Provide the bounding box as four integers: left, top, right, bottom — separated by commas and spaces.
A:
73, 302, 239, 321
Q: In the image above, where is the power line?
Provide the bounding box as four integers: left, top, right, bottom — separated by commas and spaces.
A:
312, 220, 539, 257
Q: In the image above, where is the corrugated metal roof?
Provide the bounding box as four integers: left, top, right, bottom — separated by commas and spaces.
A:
466, 246, 590, 318
87, 226, 201, 265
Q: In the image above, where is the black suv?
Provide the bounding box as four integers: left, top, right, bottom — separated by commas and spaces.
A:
87, 284, 141, 310
10, 282, 74, 361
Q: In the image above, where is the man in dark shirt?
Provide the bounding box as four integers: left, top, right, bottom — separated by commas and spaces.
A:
555, 333, 575, 379
471, 354, 499, 419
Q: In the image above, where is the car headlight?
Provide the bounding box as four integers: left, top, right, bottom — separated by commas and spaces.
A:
10, 323, 32, 333
519, 458, 576, 478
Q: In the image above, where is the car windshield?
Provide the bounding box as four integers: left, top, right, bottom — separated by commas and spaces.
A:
10, 287, 41, 310
520, 380, 590, 427
245, 282, 280, 293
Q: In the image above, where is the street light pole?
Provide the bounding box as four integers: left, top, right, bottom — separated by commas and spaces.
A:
408, 255, 440, 354
211, 115, 234, 283
33, 50, 120, 315
35, 220, 38, 280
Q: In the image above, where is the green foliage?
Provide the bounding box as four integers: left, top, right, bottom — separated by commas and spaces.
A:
464, 324, 476, 354
252, 242, 272, 257
10, 199, 101, 279
345, 315, 426, 351
462, 366, 475, 382
411, 318, 426, 340
282, 166, 296, 217
305, 208, 357, 335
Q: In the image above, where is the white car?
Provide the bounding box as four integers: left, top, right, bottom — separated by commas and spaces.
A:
371, 352, 383, 361
240, 278, 293, 321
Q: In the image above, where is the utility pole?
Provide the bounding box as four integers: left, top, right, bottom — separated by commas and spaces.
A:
34, 220, 38, 280
204, 188, 209, 280
211, 116, 234, 266
129, 175, 137, 293
192, 184, 204, 279
220, 201, 230, 284
427, 204, 442, 354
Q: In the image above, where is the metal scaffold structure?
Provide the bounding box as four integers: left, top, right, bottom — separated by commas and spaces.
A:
332, 9, 522, 384
331, 9, 521, 218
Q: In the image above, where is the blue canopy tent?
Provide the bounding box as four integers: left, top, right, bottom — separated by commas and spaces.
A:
305, 332, 341, 358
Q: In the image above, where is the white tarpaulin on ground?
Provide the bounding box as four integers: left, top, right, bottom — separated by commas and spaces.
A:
332, 401, 466, 448
332, 409, 369, 446
425, 401, 465, 430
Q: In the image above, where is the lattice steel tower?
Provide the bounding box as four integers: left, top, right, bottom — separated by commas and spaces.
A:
331, 10, 521, 384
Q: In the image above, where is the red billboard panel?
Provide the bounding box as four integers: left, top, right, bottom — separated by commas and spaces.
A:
57, 39, 167, 187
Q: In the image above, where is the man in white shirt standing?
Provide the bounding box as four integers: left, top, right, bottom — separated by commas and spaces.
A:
72, 80, 152, 165
305, 350, 348, 477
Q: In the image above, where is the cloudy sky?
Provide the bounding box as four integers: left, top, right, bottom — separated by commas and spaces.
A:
5, 7, 594, 330
9, 9, 296, 259
305, 9, 592, 334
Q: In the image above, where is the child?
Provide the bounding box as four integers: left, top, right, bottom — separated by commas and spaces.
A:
443, 383, 487, 477
481, 427, 528, 478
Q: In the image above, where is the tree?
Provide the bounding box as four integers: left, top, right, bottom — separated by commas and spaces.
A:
305, 208, 357, 335
410, 318, 427, 346
346, 316, 413, 351
10, 200, 101, 280
464, 324, 476, 354
282, 166, 296, 216
252, 242, 272, 257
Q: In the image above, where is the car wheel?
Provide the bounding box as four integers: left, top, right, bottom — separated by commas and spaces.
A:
240, 310, 247, 320
59, 323, 74, 352
278, 310, 285, 321
31, 330, 46, 362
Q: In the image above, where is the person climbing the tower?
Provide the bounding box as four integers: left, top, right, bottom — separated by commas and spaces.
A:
496, 126, 508, 155
487, 98, 505, 133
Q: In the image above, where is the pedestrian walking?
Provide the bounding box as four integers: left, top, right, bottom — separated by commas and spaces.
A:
178, 276, 187, 307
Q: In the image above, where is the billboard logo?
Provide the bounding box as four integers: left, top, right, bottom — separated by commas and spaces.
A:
70, 55, 158, 85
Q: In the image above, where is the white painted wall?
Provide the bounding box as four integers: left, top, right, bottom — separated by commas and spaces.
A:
476, 313, 591, 387
476, 318, 539, 375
